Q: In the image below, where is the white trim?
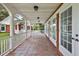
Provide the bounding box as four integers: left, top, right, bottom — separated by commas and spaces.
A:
59, 4, 73, 56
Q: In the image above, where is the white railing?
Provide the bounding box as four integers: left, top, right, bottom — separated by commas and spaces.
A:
0, 32, 27, 56
12, 32, 26, 48
0, 36, 10, 55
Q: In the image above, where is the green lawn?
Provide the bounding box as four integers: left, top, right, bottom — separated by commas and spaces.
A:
0, 32, 10, 40
0, 32, 10, 54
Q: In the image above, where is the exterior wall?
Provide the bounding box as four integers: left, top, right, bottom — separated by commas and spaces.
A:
50, 3, 73, 56
6, 25, 10, 32
1, 24, 17, 33
45, 3, 79, 56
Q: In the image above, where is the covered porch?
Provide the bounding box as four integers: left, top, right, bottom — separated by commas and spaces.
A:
1, 3, 79, 56
0, 3, 62, 56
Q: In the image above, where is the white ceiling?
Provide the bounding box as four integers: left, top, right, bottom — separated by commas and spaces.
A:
4, 3, 60, 24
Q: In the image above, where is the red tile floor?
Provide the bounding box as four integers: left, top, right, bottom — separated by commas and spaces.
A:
7, 31, 62, 56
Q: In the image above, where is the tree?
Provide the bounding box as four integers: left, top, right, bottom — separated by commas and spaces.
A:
0, 4, 9, 21
32, 23, 44, 31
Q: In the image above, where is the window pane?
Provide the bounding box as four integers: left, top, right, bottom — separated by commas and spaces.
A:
61, 39, 64, 46
64, 10, 67, 17
63, 18, 67, 25
68, 43, 72, 53
68, 16, 72, 25
63, 25, 68, 32
61, 13, 64, 19
68, 7, 72, 16
63, 35, 67, 40
68, 26, 72, 33
68, 34, 72, 43
53, 18, 55, 24
1, 27, 5, 31
61, 33, 63, 39
61, 18, 64, 25
1, 24, 5, 31
64, 41, 67, 48
52, 18, 56, 40
61, 25, 63, 32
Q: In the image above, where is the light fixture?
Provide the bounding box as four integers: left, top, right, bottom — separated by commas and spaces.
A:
34, 5, 39, 11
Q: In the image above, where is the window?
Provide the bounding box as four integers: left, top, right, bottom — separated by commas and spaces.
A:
52, 18, 56, 40
61, 6, 72, 53
1, 24, 5, 31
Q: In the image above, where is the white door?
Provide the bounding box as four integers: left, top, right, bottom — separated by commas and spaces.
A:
60, 6, 74, 56
58, 3, 79, 56
60, 4, 79, 56
72, 4, 79, 56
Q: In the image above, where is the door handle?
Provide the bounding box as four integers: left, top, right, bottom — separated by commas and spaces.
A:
75, 39, 79, 42
72, 37, 75, 40
72, 37, 79, 42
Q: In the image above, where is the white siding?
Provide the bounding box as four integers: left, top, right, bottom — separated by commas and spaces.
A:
46, 3, 79, 56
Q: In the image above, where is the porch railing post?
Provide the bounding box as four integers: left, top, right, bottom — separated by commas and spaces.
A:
9, 15, 15, 49
25, 19, 27, 39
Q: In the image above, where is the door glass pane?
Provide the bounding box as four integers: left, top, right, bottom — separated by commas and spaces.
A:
68, 34, 72, 43
68, 43, 72, 52
68, 26, 72, 33
68, 16, 72, 25
64, 18, 67, 25
68, 7, 72, 16
63, 34, 67, 40
61, 13, 64, 19
64, 10, 67, 17
64, 41, 67, 48
61, 39, 64, 46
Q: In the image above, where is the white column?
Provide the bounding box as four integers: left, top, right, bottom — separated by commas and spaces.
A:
30, 25, 31, 32
29, 25, 31, 37
29, 21, 31, 31
30, 21, 32, 32
9, 15, 15, 49
28, 21, 31, 37
25, 19, 27, 39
